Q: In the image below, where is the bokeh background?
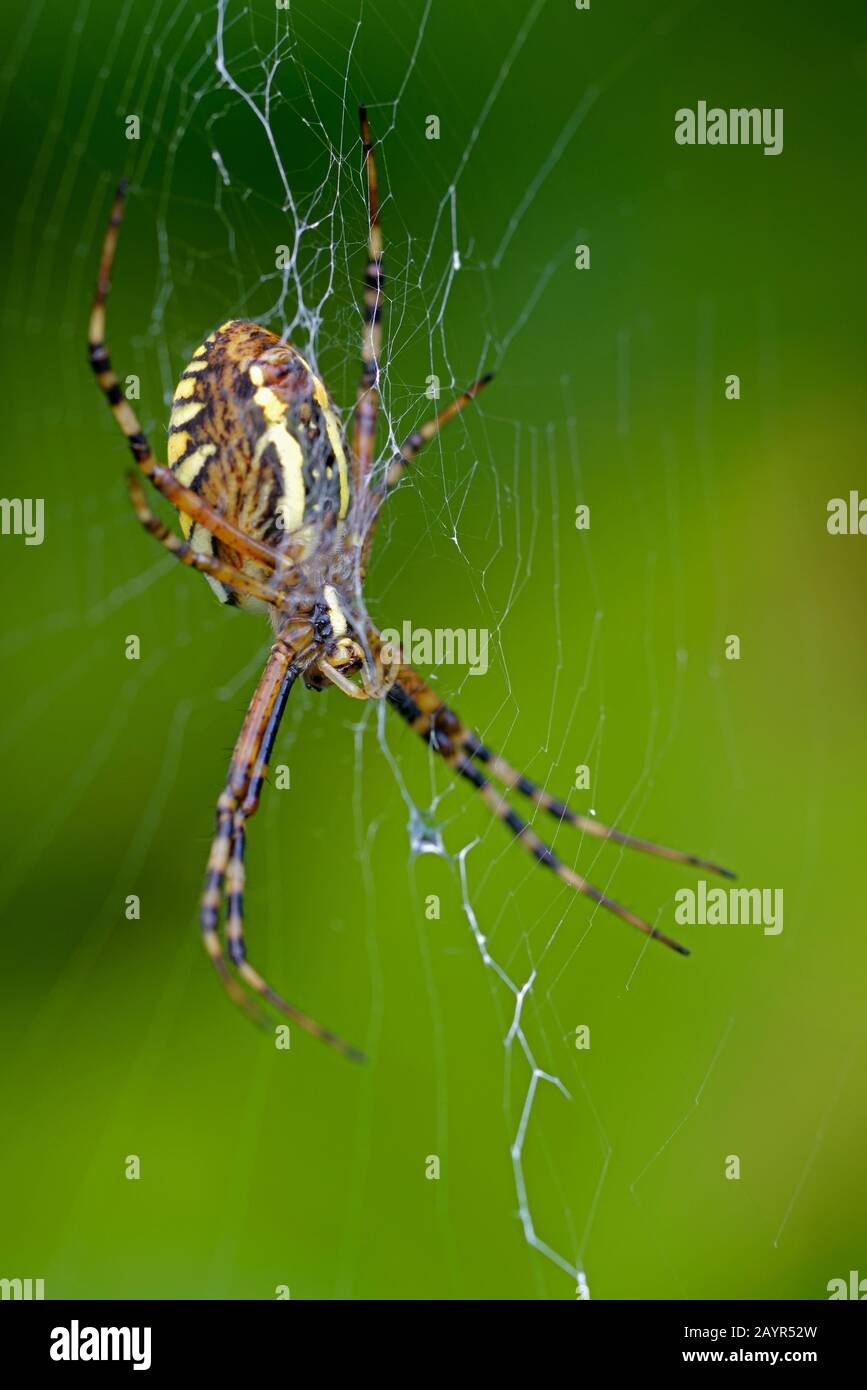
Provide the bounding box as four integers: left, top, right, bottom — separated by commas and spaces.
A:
1, 0, 865, 1300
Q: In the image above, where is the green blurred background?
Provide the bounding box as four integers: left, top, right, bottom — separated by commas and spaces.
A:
1, 0, 865, 1300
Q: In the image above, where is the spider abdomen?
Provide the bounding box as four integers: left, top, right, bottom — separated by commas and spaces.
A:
167, 319, 352, 609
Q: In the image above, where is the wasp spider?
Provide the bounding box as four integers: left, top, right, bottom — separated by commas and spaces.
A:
88, 108, 733, 1061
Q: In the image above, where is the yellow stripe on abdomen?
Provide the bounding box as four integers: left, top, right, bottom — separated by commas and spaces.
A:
253, 423, 306, 534
311, 374, 350, 519
175, 443, 216, 487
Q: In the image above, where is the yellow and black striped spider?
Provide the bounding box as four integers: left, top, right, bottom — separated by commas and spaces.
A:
89, 108, 733, 1061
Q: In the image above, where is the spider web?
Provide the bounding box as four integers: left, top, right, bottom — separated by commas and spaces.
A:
9, 0, 854, 1303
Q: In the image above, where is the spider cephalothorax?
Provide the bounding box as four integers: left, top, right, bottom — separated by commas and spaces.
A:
89, 107, 734, 1061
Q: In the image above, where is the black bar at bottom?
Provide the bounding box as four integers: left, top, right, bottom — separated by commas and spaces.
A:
0, 1298, 863, 1372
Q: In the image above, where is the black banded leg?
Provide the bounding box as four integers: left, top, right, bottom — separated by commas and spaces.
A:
200, 793, 265, 1025
199, 645, 364, 1061
349, 112, 494, 574
385, 666, 733, 955
451, 753, 689, 955
463, 736, 735, 880
352, 105, 384, 494
222, 788, 365, 1063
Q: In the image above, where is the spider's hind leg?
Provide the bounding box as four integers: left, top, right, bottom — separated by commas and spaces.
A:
463, 737, 736, 880
216, 812, 364, 1061
201, 796, 266, 1028
386, 665, 734, 955
200, 643, 365, 1062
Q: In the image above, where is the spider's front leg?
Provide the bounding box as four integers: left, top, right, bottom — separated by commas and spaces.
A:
199, 639, 364, 1061
385, 665, 734, 955
351, 105, 384, 495
349, 107, 494, 576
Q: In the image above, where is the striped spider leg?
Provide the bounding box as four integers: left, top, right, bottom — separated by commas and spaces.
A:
351, 106, 383, 495
197, 638, 366, 1061
384, 663, 735, 956
352, 106, 493, 580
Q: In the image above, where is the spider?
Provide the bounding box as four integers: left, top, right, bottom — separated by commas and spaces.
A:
88, 108, 734, 1061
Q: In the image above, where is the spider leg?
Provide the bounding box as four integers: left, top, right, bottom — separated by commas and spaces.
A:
349, 109, 494, 570
125, 474, 288, 608
351, 105, 383, 494
359, 375, 495, 576
223, 814, 364, 1060
89, 180, 295, 581
200, 641, 365, 1061
462, 737, 735, 879
383, 373, 495, 492
386, 666, 732, 954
